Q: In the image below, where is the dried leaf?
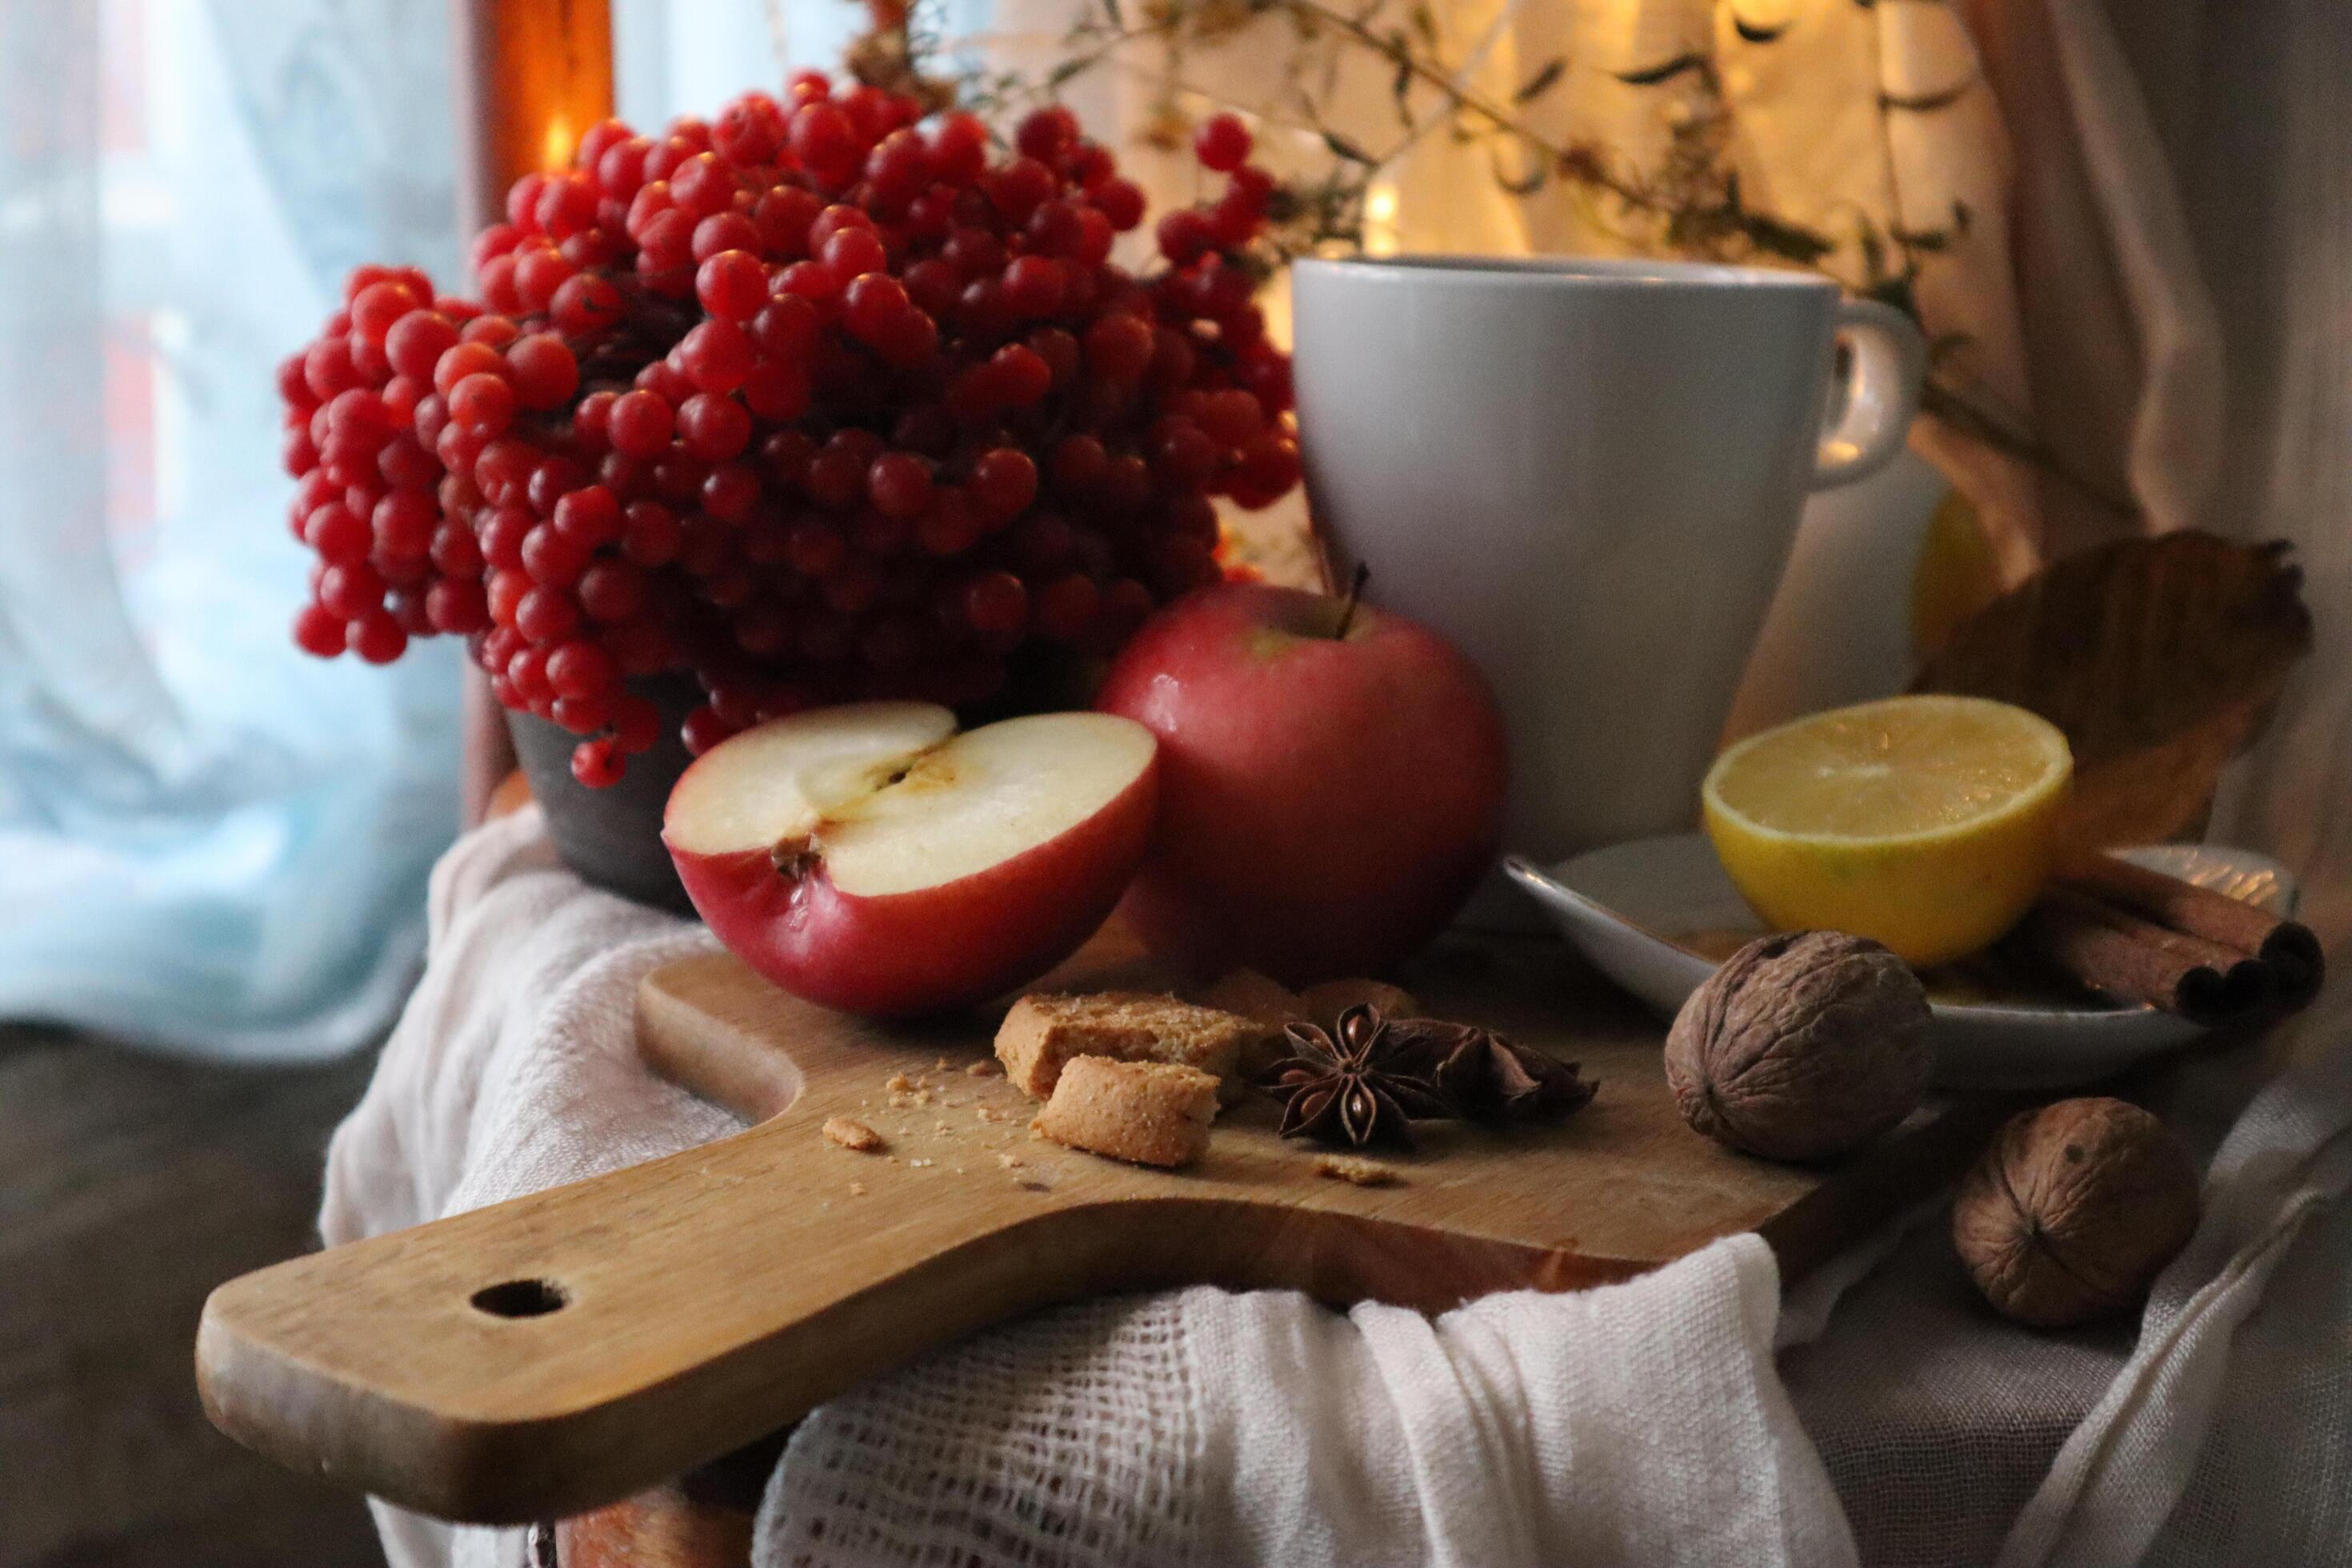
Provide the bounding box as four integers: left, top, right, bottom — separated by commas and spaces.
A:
1744, 212, 1836, 266
1490, 139, 1550, 196
1913, 533, 2313, 849
1514, 58, 1566, 103
1882, 80, 1974, 114
1615, 52, 1706, 87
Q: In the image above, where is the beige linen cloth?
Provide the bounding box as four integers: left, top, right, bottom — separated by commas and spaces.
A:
326, 0, 2352, 1561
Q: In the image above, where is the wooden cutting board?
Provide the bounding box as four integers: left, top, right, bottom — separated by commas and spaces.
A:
197, 930, 2005, 1526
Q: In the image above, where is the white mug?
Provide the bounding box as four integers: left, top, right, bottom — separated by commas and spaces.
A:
1291, 254, 1925, 866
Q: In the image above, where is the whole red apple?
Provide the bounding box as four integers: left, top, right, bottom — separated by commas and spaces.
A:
1096, 578, 1507, 985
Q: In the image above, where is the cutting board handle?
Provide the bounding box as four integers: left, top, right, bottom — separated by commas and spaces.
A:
197, 1019, 1104, 1525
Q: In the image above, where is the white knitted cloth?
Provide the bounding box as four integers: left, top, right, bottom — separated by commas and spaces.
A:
321, 809, 2351, 1568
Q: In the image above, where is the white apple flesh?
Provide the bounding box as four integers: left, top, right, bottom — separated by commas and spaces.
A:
662, 702, 1159, 1016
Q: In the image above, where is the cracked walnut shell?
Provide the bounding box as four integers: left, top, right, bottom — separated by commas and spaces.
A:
1664, 931, 1932, 1162
1953, 1098, 2199, 1327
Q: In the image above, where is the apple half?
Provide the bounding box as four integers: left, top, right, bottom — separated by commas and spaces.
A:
662, 702, 1160, 1016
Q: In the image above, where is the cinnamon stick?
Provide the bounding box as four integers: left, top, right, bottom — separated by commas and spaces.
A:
2009, 886, 2272, 1025
2060, 854, 2324, 1009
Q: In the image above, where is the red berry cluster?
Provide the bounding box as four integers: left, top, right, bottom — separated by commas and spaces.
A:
279, 78, 1298, 788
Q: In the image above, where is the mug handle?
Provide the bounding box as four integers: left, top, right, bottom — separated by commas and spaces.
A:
1810, 299, 1926, 490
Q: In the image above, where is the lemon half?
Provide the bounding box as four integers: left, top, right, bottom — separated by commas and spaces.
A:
1701, 695, 2072, 965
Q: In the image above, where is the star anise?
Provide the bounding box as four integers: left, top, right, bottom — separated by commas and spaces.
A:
1389, 1020, 1598, 1126
1257, 1004, 1450, 1148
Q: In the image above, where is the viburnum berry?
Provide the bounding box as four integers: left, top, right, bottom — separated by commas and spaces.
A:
515, 585, 581, 643
570, 737, 625, 788
507, 334, 578, 409
1015, 105, 1079, 162
607, 388, 675, 458
1194, 113, 1252, 173
1156, 209, 1216, 266
866, 450, 933, 519
964, 570, 1027, 634
696, 250, 768, 320
293, 602, 346, 657
578, 560, 648, 622
691, 211, 761, 262
714, 92, 787, 166
1095, 178, 1146, 230
970, 447, 1038, 523
789, 100, 861, 188
818, 226, 887, 284
425, 577, 490, 634
550, 273, 625, 336
678, 318, 757, 394
676, 392, 753, 460
346, 610, 408, 664
350, 280, 422, 347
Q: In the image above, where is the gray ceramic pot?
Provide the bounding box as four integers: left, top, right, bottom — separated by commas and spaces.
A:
506, 676, 703, 916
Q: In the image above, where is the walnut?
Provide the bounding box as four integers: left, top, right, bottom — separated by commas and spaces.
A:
1664, 931, 1932, 1162
1953, 1098, 2199, 1327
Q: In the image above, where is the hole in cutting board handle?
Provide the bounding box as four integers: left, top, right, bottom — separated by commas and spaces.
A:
470, 1278, 569, 1318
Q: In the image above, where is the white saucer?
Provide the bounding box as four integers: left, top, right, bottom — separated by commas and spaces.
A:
1503, 834, 2298, 1090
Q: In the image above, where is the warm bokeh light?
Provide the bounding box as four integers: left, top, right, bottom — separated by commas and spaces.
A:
540, 111, 578, 172
1364, 182, 1400, 256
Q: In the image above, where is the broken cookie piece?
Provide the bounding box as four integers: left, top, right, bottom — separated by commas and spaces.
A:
995, 991, 1252, 1100
1031, 1057, 1218, 1169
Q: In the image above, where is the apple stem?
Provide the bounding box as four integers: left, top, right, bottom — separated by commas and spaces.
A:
1333, 562, 1371, 640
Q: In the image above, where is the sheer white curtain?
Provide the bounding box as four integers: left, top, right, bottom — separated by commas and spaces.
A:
0, 0, 462, 1058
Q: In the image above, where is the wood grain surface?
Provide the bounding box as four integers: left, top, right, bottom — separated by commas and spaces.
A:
197, 931, 2006, 1527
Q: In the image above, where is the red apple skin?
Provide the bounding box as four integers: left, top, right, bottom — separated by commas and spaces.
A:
1096, 581, 1508, 986
668, 761, 1158, 1017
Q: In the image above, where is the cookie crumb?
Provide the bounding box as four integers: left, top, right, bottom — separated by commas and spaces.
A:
996, 1151, 1026, 1170
884, 1071, 918, 1093
847, 1181, 868, 1196
966, 1058, 1005, 1078
1314, 1154, 1402, 1188
822, 1116, 886, 1154
909, 1158, 934, 1169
